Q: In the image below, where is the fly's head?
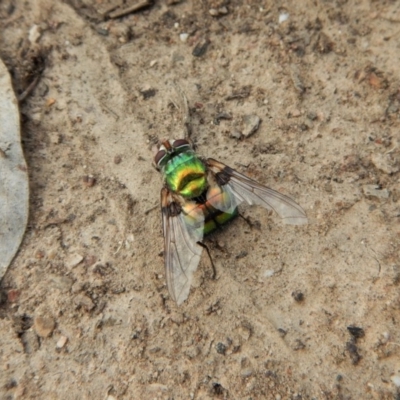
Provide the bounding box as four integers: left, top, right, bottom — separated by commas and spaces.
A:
153, 139, 192, 171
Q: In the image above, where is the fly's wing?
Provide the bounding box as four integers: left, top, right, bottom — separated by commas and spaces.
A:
206, 158, 308, 225
161, 188, 205, 305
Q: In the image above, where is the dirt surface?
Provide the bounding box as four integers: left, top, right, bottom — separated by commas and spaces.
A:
1, 0, 400, 398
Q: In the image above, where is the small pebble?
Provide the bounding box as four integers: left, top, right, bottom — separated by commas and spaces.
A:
278, 328, 287, 337
216, 342, 227, 355
28, 24, 41, 43
279, 12, 289, 24
391, 375, 400, 387
140, 87, 157, 100
192, 38, 210, 57
74, 294, 95, 311
210, 6, 228, 16
34, 315, 56, 338
82, 175, 96, 187
179, 33, 189, 42
292, 290, 304, 302
56, 335, 68, 349
46, 98, 56, 107
264, 269, 275, 278
347, 326, 365, 339
371, 152, 399, 174
209, 8, 219, 16
114, 155, 122, 164
381, 331, 390, 343
65, 253, 83, 269
368, 73, 381, 89
241, 368, 253, 378
7, 289, 20, 303
363, 185, 390, 199
242, 114, 261, 138
230, 129, 242, 139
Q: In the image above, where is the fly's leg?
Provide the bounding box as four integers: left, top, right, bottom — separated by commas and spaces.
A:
238, 213, 261, 230
196, 241, 216, 279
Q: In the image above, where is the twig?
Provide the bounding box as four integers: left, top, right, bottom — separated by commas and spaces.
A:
109, 0, 153, 19
17, 75, 40, 103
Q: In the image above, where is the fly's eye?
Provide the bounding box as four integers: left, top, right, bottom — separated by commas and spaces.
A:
172, 139, 190, 149
154, 149, 167, 168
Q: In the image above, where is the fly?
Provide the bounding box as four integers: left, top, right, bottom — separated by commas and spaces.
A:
155, 89, 307, 305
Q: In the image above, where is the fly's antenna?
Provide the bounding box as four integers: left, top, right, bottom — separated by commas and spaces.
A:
169, 81, 192, 141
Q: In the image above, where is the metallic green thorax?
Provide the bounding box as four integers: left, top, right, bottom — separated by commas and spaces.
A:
163, 151, 207, 198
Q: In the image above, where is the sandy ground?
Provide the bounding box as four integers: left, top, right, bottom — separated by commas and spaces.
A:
1, 0, 400, 398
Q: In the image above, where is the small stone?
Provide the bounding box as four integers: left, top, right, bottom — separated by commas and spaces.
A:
210, 6, 228, 16
371, 152, 399, 174
241, 368, 253, 378
35, 249, 45, 259
65, 253, 83, 269
7, 289, 20, 303
279, 12, 289, 24
31, 112, 42, 125
278, 328, 287, 338
302, 120, 314, 130
28, 24, 41, 43
346, 340, 361, 364
347, 325, 365, 339
307, 111, 317, 120
179, 33, 189, 42
391, 375, 400, 387
230, 129, 242, 139
368, 72, 381, 89
363, 184, 390, 199
140, 86, 157, 100
56, 335, 68, 349
216, 342, 227, 355
381, 331, 390, 343
237, 324, 251, 341
46, 98, 56, 107
263, 269, 275, 278
55, 99, 67, 111
34, 315, 56, 338
82, 175, 96, 187
209, 8, 219, 16
95, 26, 109, 36
242, 114, 261, 138
74, 294, 94, 311
292, 290, 304, 302
218, 6, 228, 14
114, 155, 122, 164
192, 38, 210, 57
